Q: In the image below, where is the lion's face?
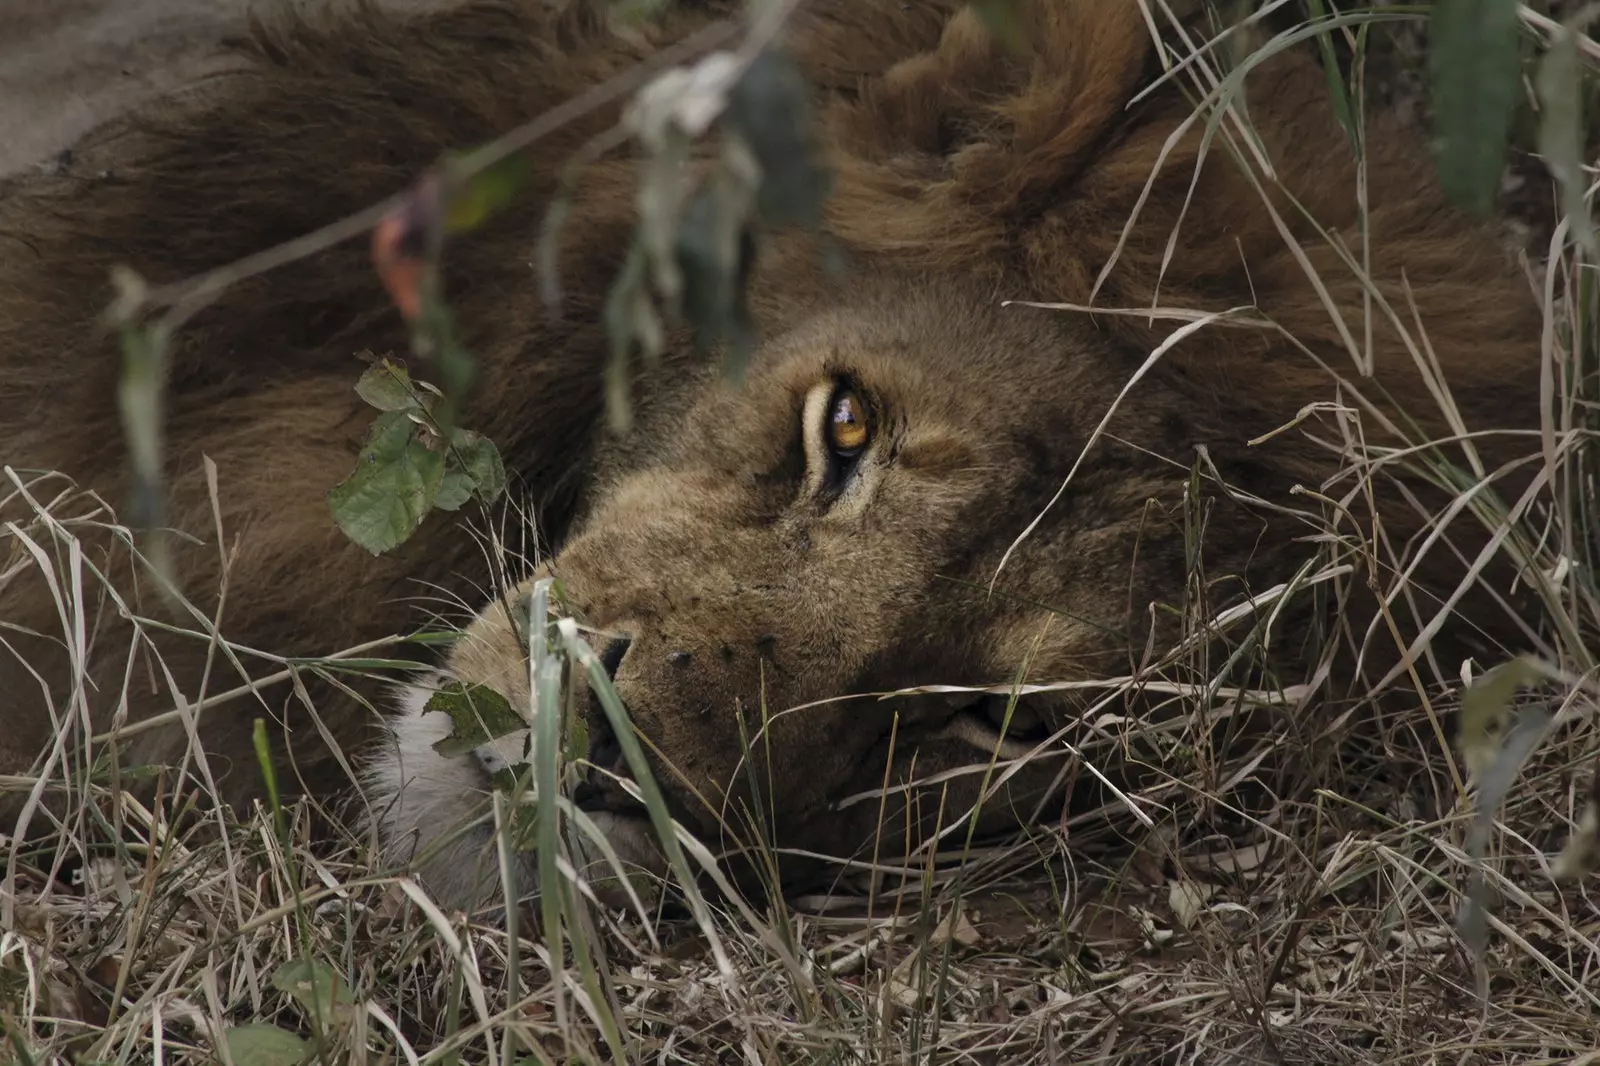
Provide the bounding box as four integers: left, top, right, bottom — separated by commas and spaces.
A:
405, 276, 1215, 890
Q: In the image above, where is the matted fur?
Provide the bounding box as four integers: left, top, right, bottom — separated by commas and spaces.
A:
0, 0, 1544, 905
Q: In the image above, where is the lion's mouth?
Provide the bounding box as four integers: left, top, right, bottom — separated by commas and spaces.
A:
570, 774, 648, 817
930, 698, 1052, 761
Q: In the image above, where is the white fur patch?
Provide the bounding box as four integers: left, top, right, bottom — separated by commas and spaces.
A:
474, 722, 533, 780
363, 672, 509, 909
367, 671, 667, 914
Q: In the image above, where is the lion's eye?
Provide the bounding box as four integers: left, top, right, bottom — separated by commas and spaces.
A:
828, 388, 870, 458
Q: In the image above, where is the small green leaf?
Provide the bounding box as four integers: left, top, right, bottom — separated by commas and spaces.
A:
1535, 22, 1598, 261
566, 700, 590, 766
1306, 0, 1358, 151
354, 358, 422, 413
445, 152, 532, 234
412, 289, 476, 435
406, 628, 469, 646
1457, 654, 1548, 780
674, 183, 759, 372
327, 410, 446, 555
452, 428, 508, 501
222, 1025, 310, 1066
2, 1018, 40, 1066
433, 469, 474, 512
115, 315, 168, 531
968, 0, 1026, 52
726, 48, 832, 229
435, 430, 505, 511
1455, 655, 1558, 960
602, 240, 653, 435
1552, 769, 1599, 880
253, 717, 286, 842
426, 681, 526, 756
1429, 0, 1525, 215
610, 0, 670, 22
271, 958, 353, 1021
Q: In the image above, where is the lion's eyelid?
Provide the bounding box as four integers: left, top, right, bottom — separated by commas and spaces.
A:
800, 380, 837, 498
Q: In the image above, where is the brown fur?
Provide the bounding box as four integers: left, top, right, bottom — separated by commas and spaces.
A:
0, 0, 1545, 901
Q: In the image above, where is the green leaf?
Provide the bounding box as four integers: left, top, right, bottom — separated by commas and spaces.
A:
1305, 0, 1358, 151
354, 358, 422, 413
115, 314, 168, 531
454, 428, 508, 500
426, 681, 526, 756
406, 628, 469, 647
1456, 654, 1548, 780
1454, 655, 1558, 959
221, 1025, 310, 1066
1552, 771, 1599, 881
433, 469, 474, 512
602, 240, 653, 435
968, 0, 1026, 52
327, 410, 446, 555
444, 153, 529, 235
435, 429, 505, 511
1429, 0, 1525, 215
566, 697, 590, 767
252, 717, 286, 842
270, 958, 353, 1021
2, 1021, 39, 1066
726, 48, 832, 229
488, 766, 523, 793
1535, 22, 1598, 261
412, 289, 476, 435
609, 0, 670, 22
673, 182, 759, 372
445, 152, 532, 234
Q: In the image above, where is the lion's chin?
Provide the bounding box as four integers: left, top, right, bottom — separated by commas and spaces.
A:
366, 674, 668, 915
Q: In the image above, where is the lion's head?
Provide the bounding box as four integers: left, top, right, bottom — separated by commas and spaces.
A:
371, 273, 1334, 907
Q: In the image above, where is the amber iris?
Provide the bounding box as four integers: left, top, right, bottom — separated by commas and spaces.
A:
828, 389, 870, 456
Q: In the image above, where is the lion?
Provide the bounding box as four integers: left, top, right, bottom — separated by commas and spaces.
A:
0, 0, 1547, 910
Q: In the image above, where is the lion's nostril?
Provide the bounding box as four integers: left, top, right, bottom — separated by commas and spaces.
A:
599, 635, 632, 680
572, 779, 605, 811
